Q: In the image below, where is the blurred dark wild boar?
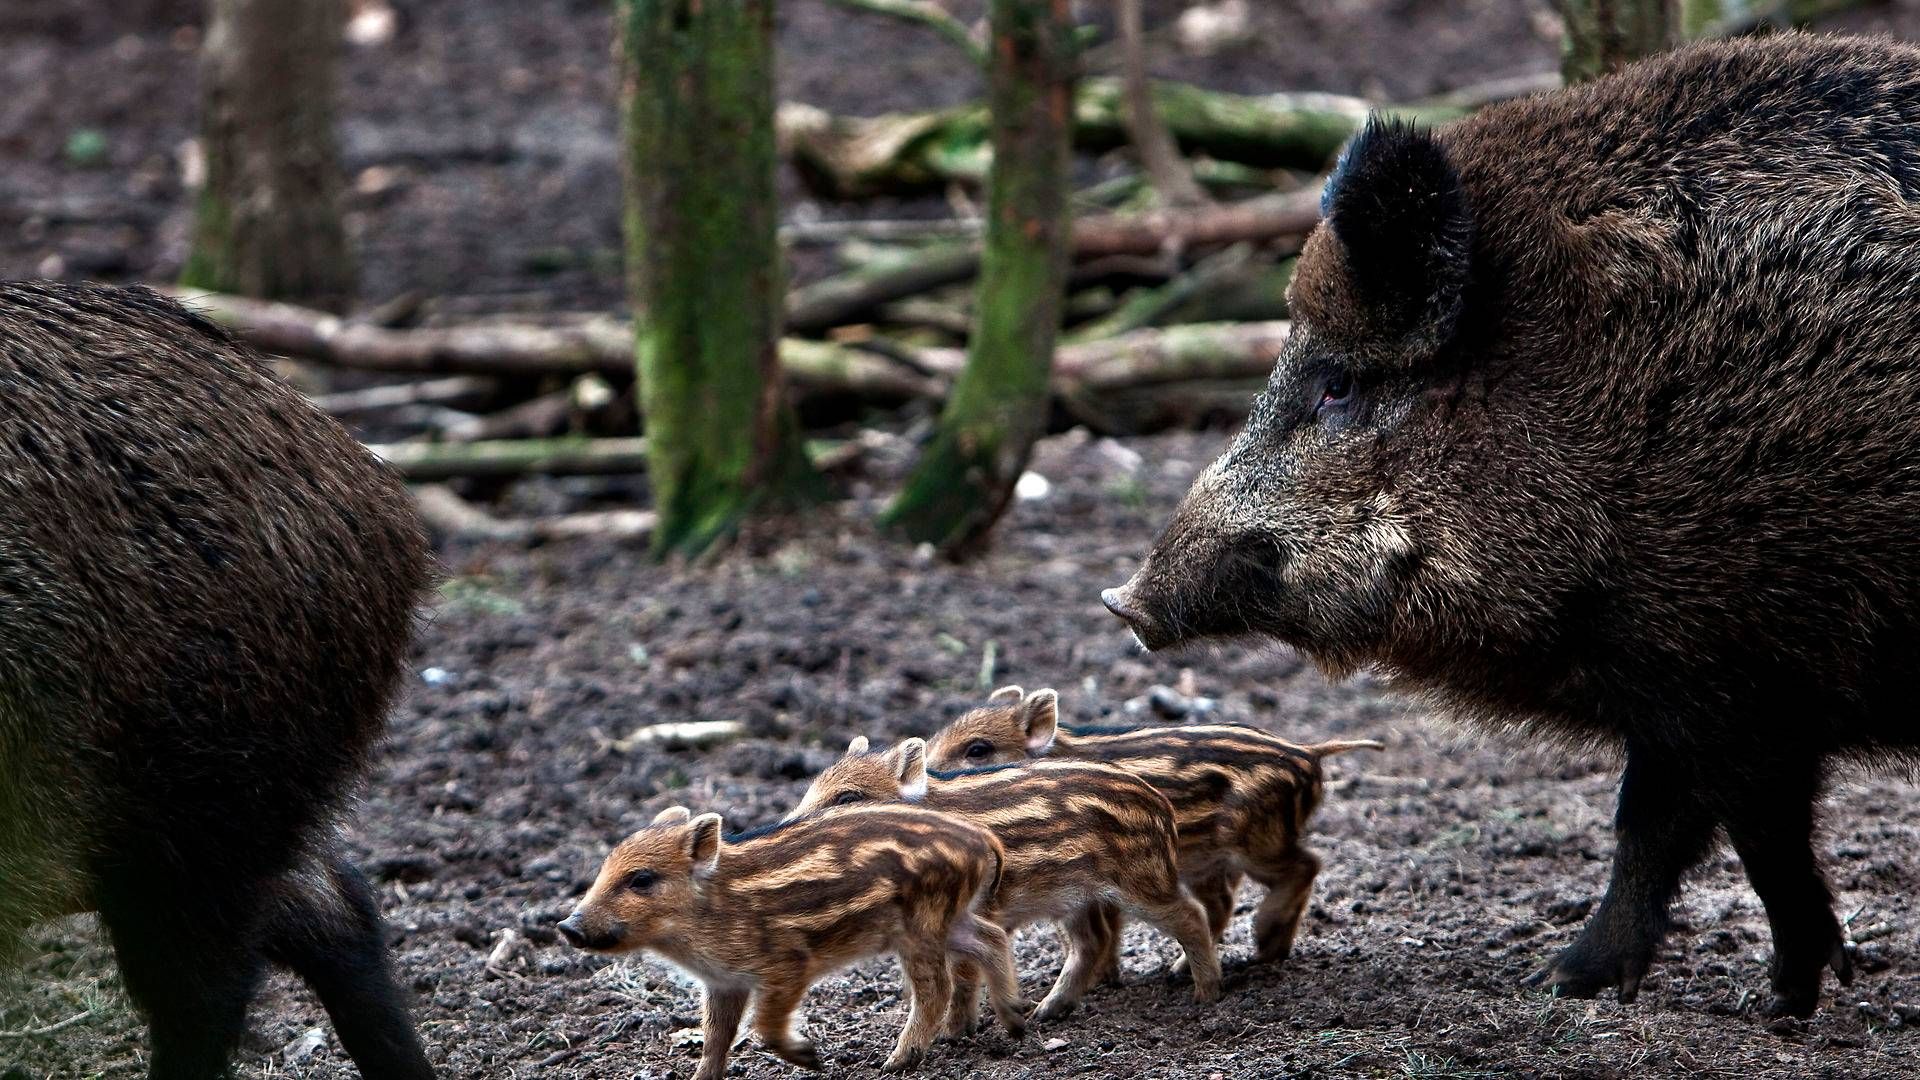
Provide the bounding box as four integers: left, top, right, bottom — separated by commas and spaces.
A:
0, 282, 435, 1078
1101, 34, 1920, 1019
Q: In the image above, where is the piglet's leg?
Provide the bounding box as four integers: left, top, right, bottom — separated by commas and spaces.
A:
945, 958, 982, 1036
751, 976, 821, 1071
1250, 849, 1320, 966
951, 914, 1028, 1038
1087, 902, 1125, 986
692, 987, 748, 1080
1033, 912, 1106, 1021
886, 941, 955, 1072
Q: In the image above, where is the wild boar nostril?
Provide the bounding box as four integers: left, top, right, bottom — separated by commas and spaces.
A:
1101, 587, 1141, 625
557, 914, 587, 947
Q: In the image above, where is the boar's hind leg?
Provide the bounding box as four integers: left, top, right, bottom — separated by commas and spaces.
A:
1529, 740, 1717, 1004
262, 856, 436, 1079
1713, 760, 1848, 1019
94, 862, 268, 1080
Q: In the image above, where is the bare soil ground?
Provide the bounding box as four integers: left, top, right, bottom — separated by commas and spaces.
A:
6, 429, 1920, 1079
6, 2, 1920, 1079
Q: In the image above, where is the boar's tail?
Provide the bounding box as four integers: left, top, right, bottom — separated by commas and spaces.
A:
1305, 739, 1385, 759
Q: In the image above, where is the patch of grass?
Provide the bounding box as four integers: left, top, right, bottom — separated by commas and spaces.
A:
1105, 474, 1149, 509
437, 576, 526, 617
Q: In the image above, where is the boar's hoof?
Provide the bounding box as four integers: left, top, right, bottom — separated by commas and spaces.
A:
1765, 988, 1820, 1021
773, 1038, 823, 1071
1525, 939, 1652, 1004
882, 1047, 926, 1073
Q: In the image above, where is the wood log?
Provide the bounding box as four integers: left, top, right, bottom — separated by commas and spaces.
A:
413, 484, 656, 544
369, 437, 651, 480
785, 192, 1317, 332
778, 78, 1465, 198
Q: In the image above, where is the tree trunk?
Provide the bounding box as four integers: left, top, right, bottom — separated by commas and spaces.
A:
616, 0, 818, 558
181, 0, 353, 307
1559, 0, 1675, 83
1117, 0, 1205, 206
881, 0, 1076, 554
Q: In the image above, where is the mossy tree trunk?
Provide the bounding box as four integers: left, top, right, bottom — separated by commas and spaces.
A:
181, 0, 353, 308
880, 0, 1076, 554
616, 0, 818, 559
1559, 0, 1675, 83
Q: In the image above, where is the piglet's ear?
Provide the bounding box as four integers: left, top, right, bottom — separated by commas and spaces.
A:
652, 805, 691, 827
686, 813, 723, 878
1316, 115, 1473, 350
892, 738, 929, 801
988, 685, 1025, 704
1021, 689, 1059, 752
846, 735, 870, 757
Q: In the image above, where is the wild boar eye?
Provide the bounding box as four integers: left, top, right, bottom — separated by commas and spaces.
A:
1319, 371, 1354, 411
965, 740, 993, 760
831, 790, 867, 807
626, 869, 658, 893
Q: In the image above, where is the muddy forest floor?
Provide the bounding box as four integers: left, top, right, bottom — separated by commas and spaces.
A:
8, 0, 1920, 1078
6, 431, 1920, 1080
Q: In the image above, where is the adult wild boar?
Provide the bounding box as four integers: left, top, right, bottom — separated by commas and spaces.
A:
1100, 34, 1920, 1019
0, 282, 435, 1078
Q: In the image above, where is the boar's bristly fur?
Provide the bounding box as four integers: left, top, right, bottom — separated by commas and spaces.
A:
1104, 34, 1920, 1019
0, 281, 435, 1078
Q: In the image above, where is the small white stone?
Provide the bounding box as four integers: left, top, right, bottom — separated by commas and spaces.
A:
282, 1028, 327, 1065
1043, 1037, 1069, 1051
420, 666, 452, 686
1015, 471, 1051, 501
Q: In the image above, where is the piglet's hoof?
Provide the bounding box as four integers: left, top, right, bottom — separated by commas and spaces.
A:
772, 1038, 823, 1071
882, 1047, 926, 1073
1030, 995, 1078, 1023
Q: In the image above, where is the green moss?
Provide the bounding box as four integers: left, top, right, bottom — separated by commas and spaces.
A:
617, 0, 819, 558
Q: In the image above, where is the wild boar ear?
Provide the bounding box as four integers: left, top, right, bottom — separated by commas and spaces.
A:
988, 684, 1024, 704
893, 738, 929, 801
1021, 689, 1059, 752
846, 735, 870, 757
1318, 115, 1472, 348
652, 805, 691, 827
686, 813, 723, 878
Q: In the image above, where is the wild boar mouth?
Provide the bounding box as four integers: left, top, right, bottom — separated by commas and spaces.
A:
1101, 585, 1181, 650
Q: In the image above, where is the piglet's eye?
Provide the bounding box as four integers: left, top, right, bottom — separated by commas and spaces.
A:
626, 870, 658, 893
965, 741, 993, 760
831, 791, 867, 807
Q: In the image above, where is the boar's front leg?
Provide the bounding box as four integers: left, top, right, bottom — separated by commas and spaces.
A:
1713, 756, 1849, 1019
1529, 739, 1716, 1003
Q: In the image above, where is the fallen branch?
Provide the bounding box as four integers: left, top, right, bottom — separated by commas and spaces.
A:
0, 1010, 95, 1040
779, 216, 982, 246
177, 288, 1290, 431
311, 375, 492, 414
173, 288, 941, 401
786, 193, 1316, 332
1064, 242, 1255, 343
788, 244, 983, 333
779, 78, 1464, 198
413, 484, 655, 544
826, 0, 984, 65
371, 437, 650, 480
